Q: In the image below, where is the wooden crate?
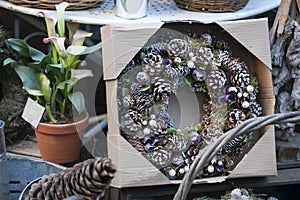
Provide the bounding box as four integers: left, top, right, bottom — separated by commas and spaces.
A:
101, 18, 276, 188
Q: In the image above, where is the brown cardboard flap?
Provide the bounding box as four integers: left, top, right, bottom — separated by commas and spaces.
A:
228, 125, 277, 178
101, 23, 164, 81
108, 134, 170, 188
218, 18, 272, 70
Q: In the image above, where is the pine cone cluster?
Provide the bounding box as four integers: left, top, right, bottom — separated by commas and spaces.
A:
24, 158, 116, 200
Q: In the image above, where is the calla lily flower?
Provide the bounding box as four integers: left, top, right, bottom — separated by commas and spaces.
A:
72, 30, 93, 46
38, 12, 57, 37
55, 2, 68, 37
43, 37, 67, 57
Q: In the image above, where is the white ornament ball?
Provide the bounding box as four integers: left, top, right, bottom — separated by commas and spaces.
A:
174, 57, 182, 64
189, 52, 194, 57
184, 166, 190, 172
169, 169, 176, 177
247, 85, 254, 93
242, 101, 250, 108
149, 119, 157, 127
207, 165, 214, 173
179, 168, 185, 174
143, 128, 151, 135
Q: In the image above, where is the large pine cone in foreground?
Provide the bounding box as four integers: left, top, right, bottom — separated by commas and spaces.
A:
24, 157, 116, 200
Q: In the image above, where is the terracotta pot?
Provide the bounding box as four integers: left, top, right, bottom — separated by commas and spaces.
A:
32, 112, 89, 164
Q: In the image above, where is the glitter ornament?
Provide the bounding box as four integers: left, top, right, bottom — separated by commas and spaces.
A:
136, 71, 150, 85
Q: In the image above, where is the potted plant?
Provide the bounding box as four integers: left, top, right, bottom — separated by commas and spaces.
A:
3, 2, 101, 164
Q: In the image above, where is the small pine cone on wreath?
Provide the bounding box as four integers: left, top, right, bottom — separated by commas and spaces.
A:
222, 135, 248, 156
184, 146, 200, 165
122, 133, 145, 152
225, 108, 246, 129
206, 69, 227, 93
121, 110, 142, 134
193, 46, 214, 67
249, 101, 263, 117
214, 49, 231, 67
24, 158, 116, 200
151, 78, 171, 101
143, 52, 164, 76
201, 124, 224, 144
167, 38, 189, 59
230, 67, 250, 88
175, 64, 191, 77
221, 57, 248, 75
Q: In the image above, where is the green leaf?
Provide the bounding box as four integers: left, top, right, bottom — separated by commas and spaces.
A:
227, 101, 237, 110
140, 85, 150, 92
46, 63, 65, 81
68, 91, 84, 114
13, 65, 43, 96
167, 127, 177, 134
57, 79, 74, 89
7, 38, 46, 61
3, 58, 16, 66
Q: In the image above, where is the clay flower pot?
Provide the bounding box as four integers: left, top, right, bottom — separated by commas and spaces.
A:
32, 112, 89, 164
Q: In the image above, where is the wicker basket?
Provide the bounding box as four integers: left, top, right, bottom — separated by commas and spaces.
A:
7, 0, 104, 10
174, 0, 249, 12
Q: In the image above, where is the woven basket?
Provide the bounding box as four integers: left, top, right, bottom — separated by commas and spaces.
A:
173, 111, 300, 200
7, 0, 104, 10
174, 0, 249, 12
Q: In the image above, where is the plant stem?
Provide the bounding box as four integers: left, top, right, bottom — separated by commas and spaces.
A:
46, 104, 57, 124
51, 43, 58, 64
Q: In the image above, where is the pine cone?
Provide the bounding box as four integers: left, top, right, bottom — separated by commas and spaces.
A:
164, 134, 189, 152
214, 49, 231, 67
193, 46, 214, 67
206, 69, 227, 92
230, 68, 250, 88
184, 146, 200, 165
142, 42, 167, 55
249, 101, 263, 117
143, 53, 164, 76
121, 111, 142, 134
122, 133, 145, 152
145, 146, 172, 168
190, 81, 207, 92
151, 78, 171, 101
167, 38, 189, 58
130, 83, 152, 115
201, 124, 224, 144
222, 135, 248, 156
163, 66, 181, 92
225, 108, 246, 129
25, 158, 116, 200
221, 57, 245, 73
199, 33, 213, 46
214, 39, 230, 51
175, 64, 191, 77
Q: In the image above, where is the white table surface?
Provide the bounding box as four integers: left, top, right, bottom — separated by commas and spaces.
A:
0, 0, 281, 25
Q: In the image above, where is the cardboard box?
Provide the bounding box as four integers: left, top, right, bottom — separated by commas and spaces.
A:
101, 18, 276, 188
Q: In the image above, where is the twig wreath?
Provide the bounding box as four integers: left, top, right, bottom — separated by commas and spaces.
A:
117, 29, 263, 180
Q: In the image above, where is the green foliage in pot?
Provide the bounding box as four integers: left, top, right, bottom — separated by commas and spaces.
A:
3, 2, 101, 124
